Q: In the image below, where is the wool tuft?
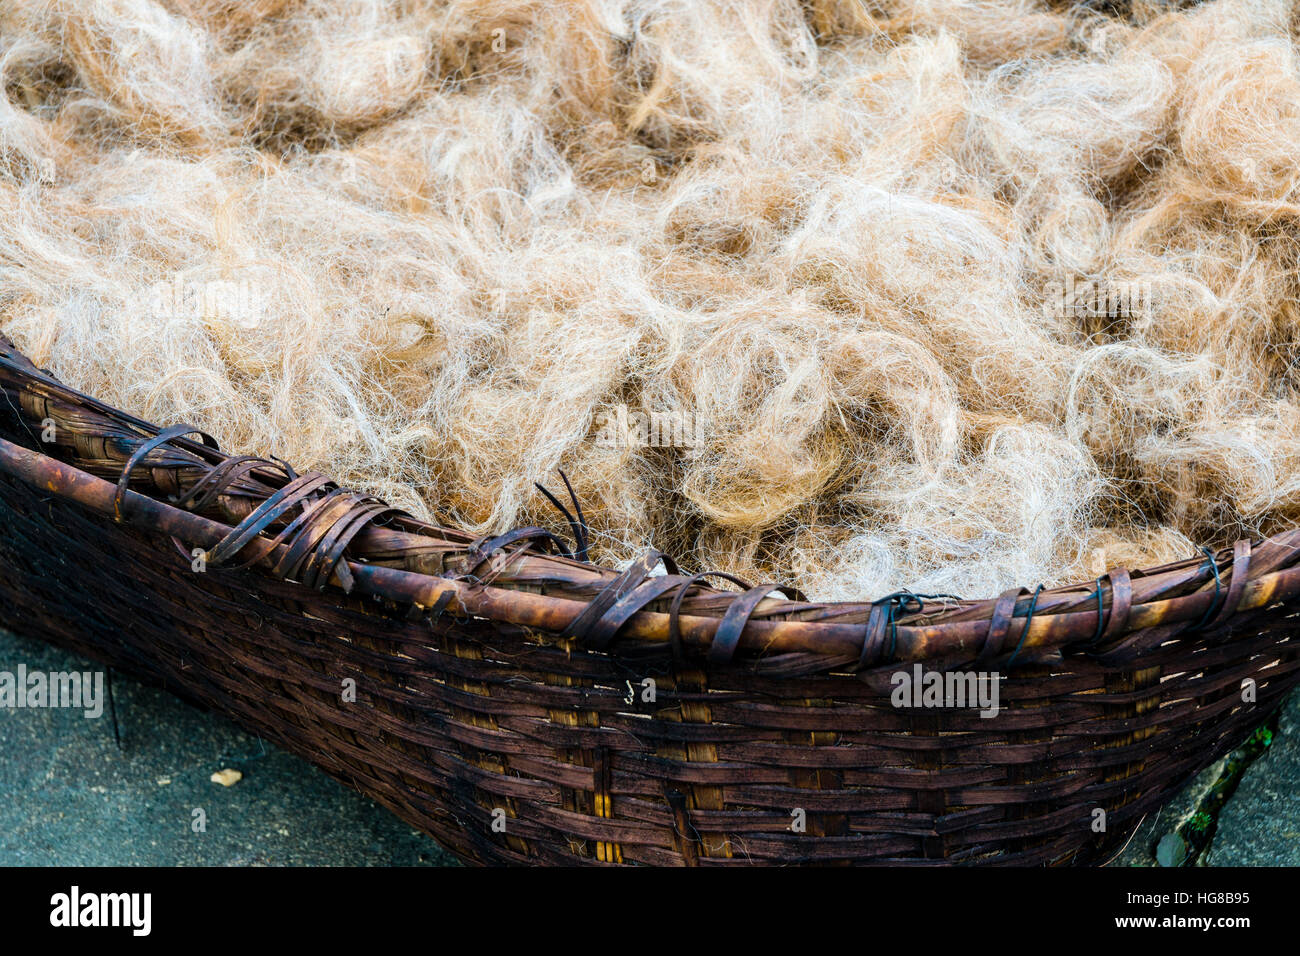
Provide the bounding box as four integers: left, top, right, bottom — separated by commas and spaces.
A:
2, 0, 1299, 601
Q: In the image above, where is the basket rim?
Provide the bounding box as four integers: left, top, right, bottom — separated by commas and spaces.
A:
3, 333, 1299, 675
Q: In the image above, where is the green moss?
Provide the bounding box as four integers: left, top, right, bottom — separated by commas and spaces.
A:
1171, 712, 1282, 865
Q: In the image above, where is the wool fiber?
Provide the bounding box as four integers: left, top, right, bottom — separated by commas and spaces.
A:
2, 0, 1299, 600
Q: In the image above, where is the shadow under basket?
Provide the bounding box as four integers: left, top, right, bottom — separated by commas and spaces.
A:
2, 335, 1299, 865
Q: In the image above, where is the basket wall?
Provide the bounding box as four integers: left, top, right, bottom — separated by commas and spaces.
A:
4, 463, 1300, 865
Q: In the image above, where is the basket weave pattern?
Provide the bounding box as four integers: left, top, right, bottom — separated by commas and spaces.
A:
2, 335, 1299, 865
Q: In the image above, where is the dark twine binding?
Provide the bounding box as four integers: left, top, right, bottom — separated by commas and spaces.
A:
854, 591, 963, 671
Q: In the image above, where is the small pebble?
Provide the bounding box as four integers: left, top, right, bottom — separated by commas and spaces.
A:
210, 768, 242, 787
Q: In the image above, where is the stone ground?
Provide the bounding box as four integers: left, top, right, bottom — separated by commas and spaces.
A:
1099, 687, 1300, 867
2, 627, 1296, 866
1203, 690, 1300, 865
0, 629, 456, 866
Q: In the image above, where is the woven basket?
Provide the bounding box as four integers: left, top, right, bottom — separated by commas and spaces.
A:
2, 334, 1298, 865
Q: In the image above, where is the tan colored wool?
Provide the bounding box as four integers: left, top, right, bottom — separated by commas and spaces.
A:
2, 0, 1299, 602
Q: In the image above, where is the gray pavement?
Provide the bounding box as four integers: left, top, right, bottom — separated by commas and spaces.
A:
0, 629, 456, 866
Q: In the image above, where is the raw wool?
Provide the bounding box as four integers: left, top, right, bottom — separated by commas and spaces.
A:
1, 0, 1299, 602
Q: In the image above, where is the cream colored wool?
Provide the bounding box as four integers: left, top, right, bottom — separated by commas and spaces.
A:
2, 0, 1299, 601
